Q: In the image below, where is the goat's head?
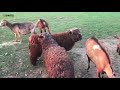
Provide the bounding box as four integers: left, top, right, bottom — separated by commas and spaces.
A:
0, 20, 8, 27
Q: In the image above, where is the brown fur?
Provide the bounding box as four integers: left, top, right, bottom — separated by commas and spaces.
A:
86, 37, 115, 78
36, 19, 51, 34
28, 34, 42, 65
38, 33, 75, 78
114, 35, 120, 55
52, 28, 82, 51
28, 28, 82, 65
0, 20, 36, 42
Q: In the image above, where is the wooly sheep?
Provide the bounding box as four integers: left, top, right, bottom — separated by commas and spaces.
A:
28, 28, 82, 65
52, 28, 82, 51
38, 33, 75, 78
28, 34, 42, 65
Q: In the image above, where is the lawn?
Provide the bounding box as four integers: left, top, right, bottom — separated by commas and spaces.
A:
0, 12, 120, 78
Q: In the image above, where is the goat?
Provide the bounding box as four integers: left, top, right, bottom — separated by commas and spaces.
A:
36, 19, 51, 34
0, 20, 36, 42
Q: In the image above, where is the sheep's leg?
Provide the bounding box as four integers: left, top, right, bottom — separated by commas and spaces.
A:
101, 72, 105, 78
116, 47, 119, 53
118, 47, 120, 55
96, 69, 101, 78
86, 54, 91, 72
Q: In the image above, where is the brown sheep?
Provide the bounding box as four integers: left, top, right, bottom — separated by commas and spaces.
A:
114, 35, 120, 55
28, 28, 82, 65
86, 37, 115, 78
28, 34, 42, 65
52, 28, 82, 51
36, 19, 51, 34
0, 20, 36, 42
38, 33, 75, 78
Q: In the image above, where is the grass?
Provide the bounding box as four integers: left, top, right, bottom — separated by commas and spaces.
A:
0, 12, 120, 78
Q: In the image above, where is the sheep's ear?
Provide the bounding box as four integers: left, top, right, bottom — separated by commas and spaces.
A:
69, 30, 73, 35
38, 35, 45, 41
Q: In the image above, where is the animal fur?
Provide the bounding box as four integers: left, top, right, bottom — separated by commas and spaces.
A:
28, 34, 42, 65
86, 37, 115, 78
28, 28, 82, 65
0, 20, 36, 42
52, 28, 82, 51
36, 19, 51, 34
38, 33, 75, 78
114, 35, 120, 55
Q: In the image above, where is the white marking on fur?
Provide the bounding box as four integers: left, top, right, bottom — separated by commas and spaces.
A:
0, 20, 4, 27
70, 27, 78, 32
93, 45, 100, 50
0, 20, 2, 26
43, 22, 46, 25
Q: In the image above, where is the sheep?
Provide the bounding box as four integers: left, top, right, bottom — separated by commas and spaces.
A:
114, 35, 120, 55
37, 33, 75, 78
36, 19, 51, 34
0, 20, 37, 42
86, 37, 116, 78
28, 28, 82, 65
52, 28, 82, 51
28, 34, 42, 65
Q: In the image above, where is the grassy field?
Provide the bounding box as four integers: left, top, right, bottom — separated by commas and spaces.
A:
0, 12, 120, 78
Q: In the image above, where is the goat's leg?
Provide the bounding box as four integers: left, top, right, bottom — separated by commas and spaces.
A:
14, 33, 18, 42
31, 28, 36, 34
18, 33, 22, 42
40, 29, 42, 34
44, 28, 46, 33
86, 54, 91, 72
46, 27, 51, 34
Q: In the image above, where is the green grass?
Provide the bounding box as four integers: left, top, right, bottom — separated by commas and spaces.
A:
1, 12, 120, 77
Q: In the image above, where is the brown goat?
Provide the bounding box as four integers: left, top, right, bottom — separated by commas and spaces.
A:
38, 33, 75, 78
0, 20, 36, 42
36, 19, 51, 34
28, 34, 42, 65
114, 35, 120, 55
86, 37, 115, 78
28, 28, 82, 65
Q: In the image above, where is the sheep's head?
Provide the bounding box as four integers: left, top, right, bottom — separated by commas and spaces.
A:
38, 33, 57, 45
0, 20, 8, 27
68, 28, 82, 42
